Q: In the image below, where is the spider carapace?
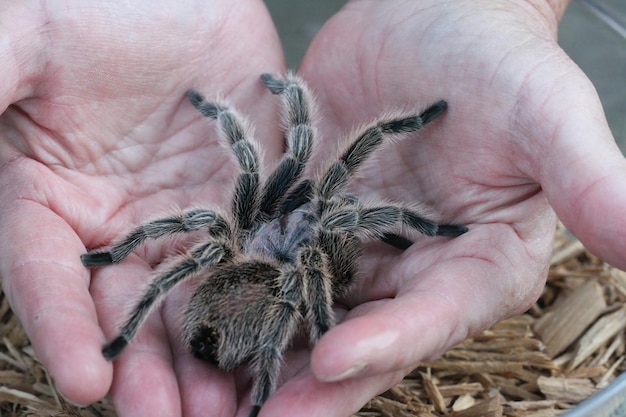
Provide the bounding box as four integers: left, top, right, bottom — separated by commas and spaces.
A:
81, 73, 468, 417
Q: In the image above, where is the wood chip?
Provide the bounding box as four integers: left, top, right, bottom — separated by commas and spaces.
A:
568, 307, 626, 370
447, 394, 502, 417
533, 280, 606, 358
537, 376, 597, 403
421, 372, 447, 413
504, 400, 557, 411
452, 393, 476, 411
550, 239, 586, 266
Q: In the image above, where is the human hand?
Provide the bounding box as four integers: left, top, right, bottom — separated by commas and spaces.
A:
250, 0, 625, 415
0, 1, 286, 415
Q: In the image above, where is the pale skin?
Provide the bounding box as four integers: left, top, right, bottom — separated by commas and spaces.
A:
1, 0, 625, 416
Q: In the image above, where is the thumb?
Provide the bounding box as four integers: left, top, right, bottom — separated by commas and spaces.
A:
528, 59, 626, 269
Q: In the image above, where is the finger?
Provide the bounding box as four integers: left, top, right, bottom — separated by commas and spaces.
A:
89, 250, 185, 417
0, 198, 112, 405
109, 345, 180, 416
260, 363, 408, 417
171, 349, 237, 417
310, 223, 551, 382
163, 282, 238, 417
108, 333, 181, 417
0, 2, 44, 106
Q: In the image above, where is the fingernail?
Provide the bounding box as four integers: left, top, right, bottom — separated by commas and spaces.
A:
322, 329, 400, 382
322, 361, 368, 382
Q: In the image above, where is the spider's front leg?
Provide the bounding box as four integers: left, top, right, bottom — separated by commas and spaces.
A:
317, 100, 448, 201
80, 208, 230, 266
257, 73, 316, 218
314, 100, 468, 242
187, 90, 262, 230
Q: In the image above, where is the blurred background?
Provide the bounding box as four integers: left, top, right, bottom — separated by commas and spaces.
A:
264, 0, 626, 151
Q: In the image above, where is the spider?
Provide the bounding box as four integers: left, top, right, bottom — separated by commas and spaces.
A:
81, 73, 468, 417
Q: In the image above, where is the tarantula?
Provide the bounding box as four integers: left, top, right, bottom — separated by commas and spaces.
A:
81, 73, 468, 417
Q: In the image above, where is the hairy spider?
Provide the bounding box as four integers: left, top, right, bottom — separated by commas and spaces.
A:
81, 73, 468, 417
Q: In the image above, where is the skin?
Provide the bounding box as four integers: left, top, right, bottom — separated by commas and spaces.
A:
1, 0, 625, 416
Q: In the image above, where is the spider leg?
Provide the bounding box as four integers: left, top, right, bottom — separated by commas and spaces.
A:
317, 101, 447, 201
318, 229, 361, 296
299, 245, 335, 343
277, 184, 419, 252
102, 239, 231, 360
258, 73, 315, 218
380, 233, 415, 250
187, 90, 261, 230
249, 265, 304, 416
81, 209, 230, 266
322, 203, 468, 240
248, 244, 340, 417
278, 179, 314, 215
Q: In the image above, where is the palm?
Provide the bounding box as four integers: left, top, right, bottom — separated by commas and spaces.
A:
255, 1, 614, 415
0, 1, 285, 415
298, 0, 556, 344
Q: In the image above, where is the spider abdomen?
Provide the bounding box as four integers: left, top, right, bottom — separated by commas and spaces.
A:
183, 261, 288, 370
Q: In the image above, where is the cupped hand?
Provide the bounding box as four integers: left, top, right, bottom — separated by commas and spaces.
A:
254, 0, 626, 416
0, 1, 286, 416
3, 1, 625, 417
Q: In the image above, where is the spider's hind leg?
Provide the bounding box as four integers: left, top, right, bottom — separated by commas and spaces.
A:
243, 244, 342, 415
299, 245, 336, 342
102, 238, 231, 360
249, 264, 306, 415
